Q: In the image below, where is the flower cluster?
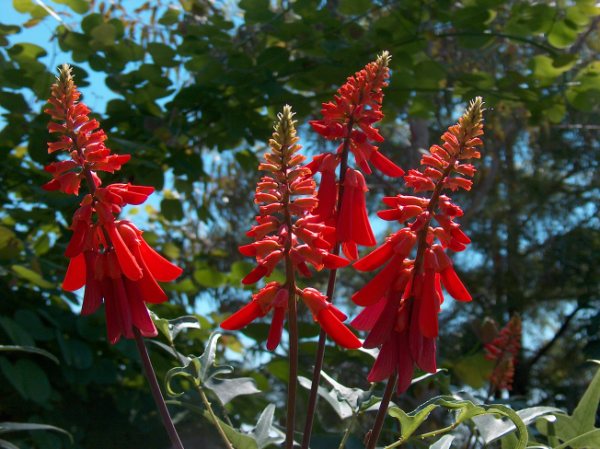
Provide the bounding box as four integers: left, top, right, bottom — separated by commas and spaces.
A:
307, 51, 404, 260
44, 64, 182, 344
351, 98, 485, 392
220, 106, 361, 350
485, 315, 521, 392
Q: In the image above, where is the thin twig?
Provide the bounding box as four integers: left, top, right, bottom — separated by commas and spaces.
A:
195, 384, 234, 449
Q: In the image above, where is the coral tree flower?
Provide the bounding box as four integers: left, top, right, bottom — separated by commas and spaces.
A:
485, 315, 521, 392
221, 106, 360, 351
307, 51, 404, 260
351, 98, 485, 393
44, 64, 182, 344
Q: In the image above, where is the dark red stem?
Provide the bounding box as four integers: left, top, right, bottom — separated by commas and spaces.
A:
301, 117, 354, 449
365, 373, 397, 449
134, 328, 185, 449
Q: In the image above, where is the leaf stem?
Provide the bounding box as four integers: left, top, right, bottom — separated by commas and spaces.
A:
366, 373, 397, 449
301, 117, 354, 449
195, 384, 235, 449
337, 412, 358, 449
133, 328, 185, 449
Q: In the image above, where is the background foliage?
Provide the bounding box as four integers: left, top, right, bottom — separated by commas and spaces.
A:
0, 0, 599, 448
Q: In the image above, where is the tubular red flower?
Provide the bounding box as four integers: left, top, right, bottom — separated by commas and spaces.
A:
43, 65, 182, 344
351, 98, 485, 392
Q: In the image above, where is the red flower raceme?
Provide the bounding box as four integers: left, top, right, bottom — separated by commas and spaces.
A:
351, 98, 485, 393
307, 51, 403, 260
220, 106, 360, 350
44, 64, 182, 343
485, 315, 521, 392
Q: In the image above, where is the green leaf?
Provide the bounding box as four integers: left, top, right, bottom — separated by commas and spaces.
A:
451, 352, 494, 388
193, 266, 225, 288
60, 339, 93, 369
0, 92, 29, 113
51, 0, 89, 14
547, 20, 579, 49
0, 318, 34, 346
566, 61, 600, 111
229, 261, 254, 284
11, 265, 53, 289
389, 397, 528, 448
0, 346, 59, 364
11, 0, 48, 19
531, 55, 576, 80
339, 0, 371, 15
148, 43, 177, 67
90, 23, 117, 47
161, 198, 184, 221
0, 422, 72, 442
203, 412, 258, 449
0, 227, 22, 260
7, 42, 46, 62
389, 404, 439, 441
565, 360, 600, 434
32, 234, 50, 256
0, 359, 51, 403
239, 0, 272, 22
158, 8, 180, 25
554, 429, 600, 449
235, 149, 259, 171
165, 332, 260, 404
152, 313, 201, 345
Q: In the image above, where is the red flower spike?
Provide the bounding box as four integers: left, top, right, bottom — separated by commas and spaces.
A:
307, 53, 404, 264
485, 315, 521, 392
43, 65, 182, 344
222, 106, 357, 351
351, 98, 485, 393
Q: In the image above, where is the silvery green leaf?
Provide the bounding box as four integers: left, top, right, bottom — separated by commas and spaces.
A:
473, 406, 562, 444
298, 376, 353, 420
251, 404, 285, 449
430, 434, 455, 449
205, 376, 260, 405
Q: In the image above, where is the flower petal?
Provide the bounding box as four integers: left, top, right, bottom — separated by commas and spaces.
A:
440, 266, 472, 302
63, 253, 86, 291
367, 335, 398, 383
221, 301, 263, 330
138, 237, 183, 282
267, 307, 286, 351
318, 308, 361, 349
